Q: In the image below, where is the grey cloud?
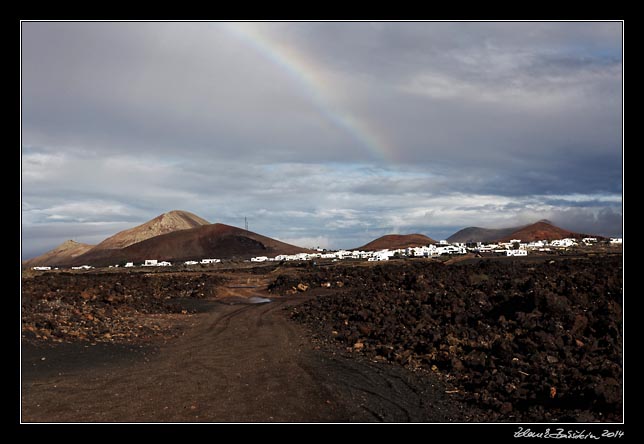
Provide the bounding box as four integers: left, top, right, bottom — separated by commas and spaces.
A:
22, 22, 366, 163
21, 22, 622, 258
548, 206, 622, 237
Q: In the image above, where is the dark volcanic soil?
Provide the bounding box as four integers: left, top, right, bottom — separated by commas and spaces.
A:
287, 257, 623, 422
21, 256, 623, 423
22, 272, 225, 343
21, 274, 475, 422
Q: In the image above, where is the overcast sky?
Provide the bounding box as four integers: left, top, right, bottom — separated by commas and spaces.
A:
21, 21, 622, 258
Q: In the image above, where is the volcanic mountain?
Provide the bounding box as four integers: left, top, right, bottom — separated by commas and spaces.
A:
72, 223, 310, 266
448, 220, 598, 243
92, 210, 210, 250
497, 220, 593, 242
356, 234, 437, 251
447, 225, 526, 243
23, 240, 95, 267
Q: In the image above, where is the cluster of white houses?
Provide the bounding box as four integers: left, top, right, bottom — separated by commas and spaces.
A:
30, 237, 623, 270
31, 258, 221, 271
248, 237, 623, 263
249, 243, 470, 263
123, 258, 221, 267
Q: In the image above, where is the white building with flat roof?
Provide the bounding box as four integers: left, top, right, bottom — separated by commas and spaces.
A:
200, 258, 221, 264
550, 238, 577, 248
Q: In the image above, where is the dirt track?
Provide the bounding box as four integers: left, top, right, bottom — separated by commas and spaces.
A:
21, 275, 468, 422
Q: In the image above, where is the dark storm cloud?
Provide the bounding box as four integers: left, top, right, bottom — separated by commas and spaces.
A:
21, 22, 622, 257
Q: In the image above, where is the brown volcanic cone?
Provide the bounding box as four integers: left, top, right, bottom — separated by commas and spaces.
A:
23, 240, 95, 268
447, 225, 526, 243
497, 220, 592, 242
355, 234, 437, 251
74, 223, 310, 266
91, 210, 210, 251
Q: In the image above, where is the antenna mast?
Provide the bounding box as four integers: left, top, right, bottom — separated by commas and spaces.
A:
245, 217, 248, 231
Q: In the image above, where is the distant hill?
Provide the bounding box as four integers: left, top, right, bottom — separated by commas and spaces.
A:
91, 210, 209, 251
497, 220, 594, 242
447, 225, 525, 243
448, 220, 599, 243
71, 223, 310, 266
23, 240, 95, 267
355, 234, 437, 251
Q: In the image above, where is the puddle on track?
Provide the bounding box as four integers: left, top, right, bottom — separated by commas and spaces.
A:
248, 296, 272, 304
216, 296, 272, 305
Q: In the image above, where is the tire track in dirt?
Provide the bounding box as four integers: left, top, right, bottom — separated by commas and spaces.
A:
21, 275, 337, 422
22, 273, 471, 422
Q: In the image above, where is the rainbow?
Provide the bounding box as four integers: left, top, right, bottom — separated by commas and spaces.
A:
222, 22, 392, 162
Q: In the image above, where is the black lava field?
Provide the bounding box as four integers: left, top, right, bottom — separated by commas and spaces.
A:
287, 257, 622, 422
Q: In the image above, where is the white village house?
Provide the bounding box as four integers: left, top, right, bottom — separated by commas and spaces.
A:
550, 238, 577, 248
142, 259, 172, 267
